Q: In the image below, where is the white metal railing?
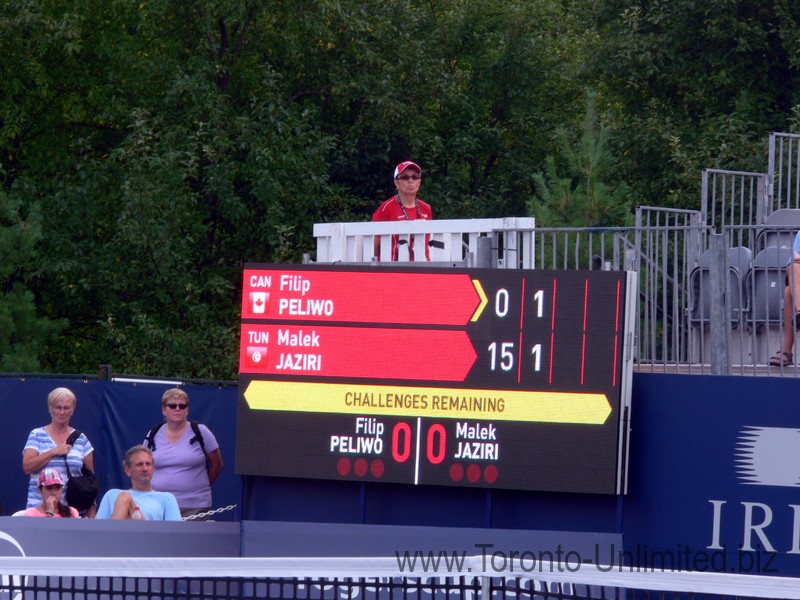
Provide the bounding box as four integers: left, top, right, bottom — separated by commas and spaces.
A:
309, 131, 800, 375
769, 132, 800, 212
312, 212, 800, 376
313, 217, 536, 268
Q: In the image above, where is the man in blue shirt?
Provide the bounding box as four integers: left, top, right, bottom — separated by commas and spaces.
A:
95, 445, 181, 520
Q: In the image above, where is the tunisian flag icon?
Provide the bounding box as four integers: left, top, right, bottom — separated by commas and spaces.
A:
245, 346, 268, 367
250, 292, 269, 314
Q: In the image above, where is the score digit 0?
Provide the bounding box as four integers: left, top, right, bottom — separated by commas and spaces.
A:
495, 288, 510, 317
392, 422, 412, 463
426, 424, 446, 464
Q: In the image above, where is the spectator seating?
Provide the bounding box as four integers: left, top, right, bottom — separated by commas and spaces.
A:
690, 246, 752, 328
747, 246, 793, 328
756, 208, 800, 251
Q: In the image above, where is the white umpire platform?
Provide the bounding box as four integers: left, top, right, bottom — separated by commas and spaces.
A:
313, 217, 536, 268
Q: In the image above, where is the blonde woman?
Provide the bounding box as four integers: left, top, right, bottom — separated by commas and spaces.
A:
22, 387, 95, 514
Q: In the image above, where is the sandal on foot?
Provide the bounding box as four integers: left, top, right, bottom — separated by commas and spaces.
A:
769, 351, 793, 366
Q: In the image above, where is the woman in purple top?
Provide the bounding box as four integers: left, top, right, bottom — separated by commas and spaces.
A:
144, 388, 223, 519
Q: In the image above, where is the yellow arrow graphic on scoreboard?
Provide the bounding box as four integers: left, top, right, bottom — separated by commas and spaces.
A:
244, 381, 612, 425
470, 279, 488, 322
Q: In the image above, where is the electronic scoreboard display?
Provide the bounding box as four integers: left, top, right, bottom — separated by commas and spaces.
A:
235, 264, 636, 494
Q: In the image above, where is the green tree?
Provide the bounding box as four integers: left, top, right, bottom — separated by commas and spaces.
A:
0, 0, 591, 378
529, 92, 631, 227
0, 191, 64, 370
589, 0, 800, 207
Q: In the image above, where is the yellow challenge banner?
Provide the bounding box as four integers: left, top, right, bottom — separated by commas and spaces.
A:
244, 380, 612, 425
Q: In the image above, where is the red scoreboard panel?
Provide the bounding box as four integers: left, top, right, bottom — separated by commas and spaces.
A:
236, 264, 637, 494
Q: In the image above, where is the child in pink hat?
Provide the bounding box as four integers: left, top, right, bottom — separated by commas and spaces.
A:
15, 468, 78, 518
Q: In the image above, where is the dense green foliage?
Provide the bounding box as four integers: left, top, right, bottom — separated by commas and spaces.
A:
1, 0, 799, 378
590, 0, 800, 205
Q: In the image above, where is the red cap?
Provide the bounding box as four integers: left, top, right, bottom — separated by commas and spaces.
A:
39, 468, 65, 487
393, 161, 422, 179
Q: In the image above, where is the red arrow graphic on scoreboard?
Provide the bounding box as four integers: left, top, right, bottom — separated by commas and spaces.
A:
242, 269, 487, 326
240, 324, 477, 381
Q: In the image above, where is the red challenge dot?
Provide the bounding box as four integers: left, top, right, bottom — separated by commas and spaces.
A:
466, 464, 481, 483
449, 463, 464, 482
370, 459, 385, 478
354, 458, 369, 477
337, 458, 351, 476
483, 464, 498, 484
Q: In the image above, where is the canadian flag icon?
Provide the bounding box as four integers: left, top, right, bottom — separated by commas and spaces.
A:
250, 292, 269, 314
246, 347, 268, 367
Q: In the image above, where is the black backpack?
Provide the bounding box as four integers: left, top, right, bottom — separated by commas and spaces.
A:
145, 420, 209, 467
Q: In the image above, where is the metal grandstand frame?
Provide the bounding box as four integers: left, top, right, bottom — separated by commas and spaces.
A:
313, 133, 800, 377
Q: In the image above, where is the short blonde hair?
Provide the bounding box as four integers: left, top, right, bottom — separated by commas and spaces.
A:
47, 387, 77, 409
161, 387, 188, 407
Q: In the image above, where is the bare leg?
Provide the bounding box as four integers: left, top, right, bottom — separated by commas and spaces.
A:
790, 261, 800, 313
772, 261, 800, 364
780, 284, 794, 355
111, 491, 135, 519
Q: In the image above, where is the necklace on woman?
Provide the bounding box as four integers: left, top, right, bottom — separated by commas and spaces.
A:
165, 424, 186, 442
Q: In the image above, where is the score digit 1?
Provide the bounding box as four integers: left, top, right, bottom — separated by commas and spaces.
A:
531, 343, 542, 371
530, 289, 545, 372
533, 289, 544, 317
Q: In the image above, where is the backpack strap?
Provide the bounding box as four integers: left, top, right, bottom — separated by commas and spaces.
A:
63, 429, 82, 478
146, 421, 210, 468
145, 422, 164, 451
188, 420, 210, 468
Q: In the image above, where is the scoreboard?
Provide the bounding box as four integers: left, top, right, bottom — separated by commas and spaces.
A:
235, 264, 636, 494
